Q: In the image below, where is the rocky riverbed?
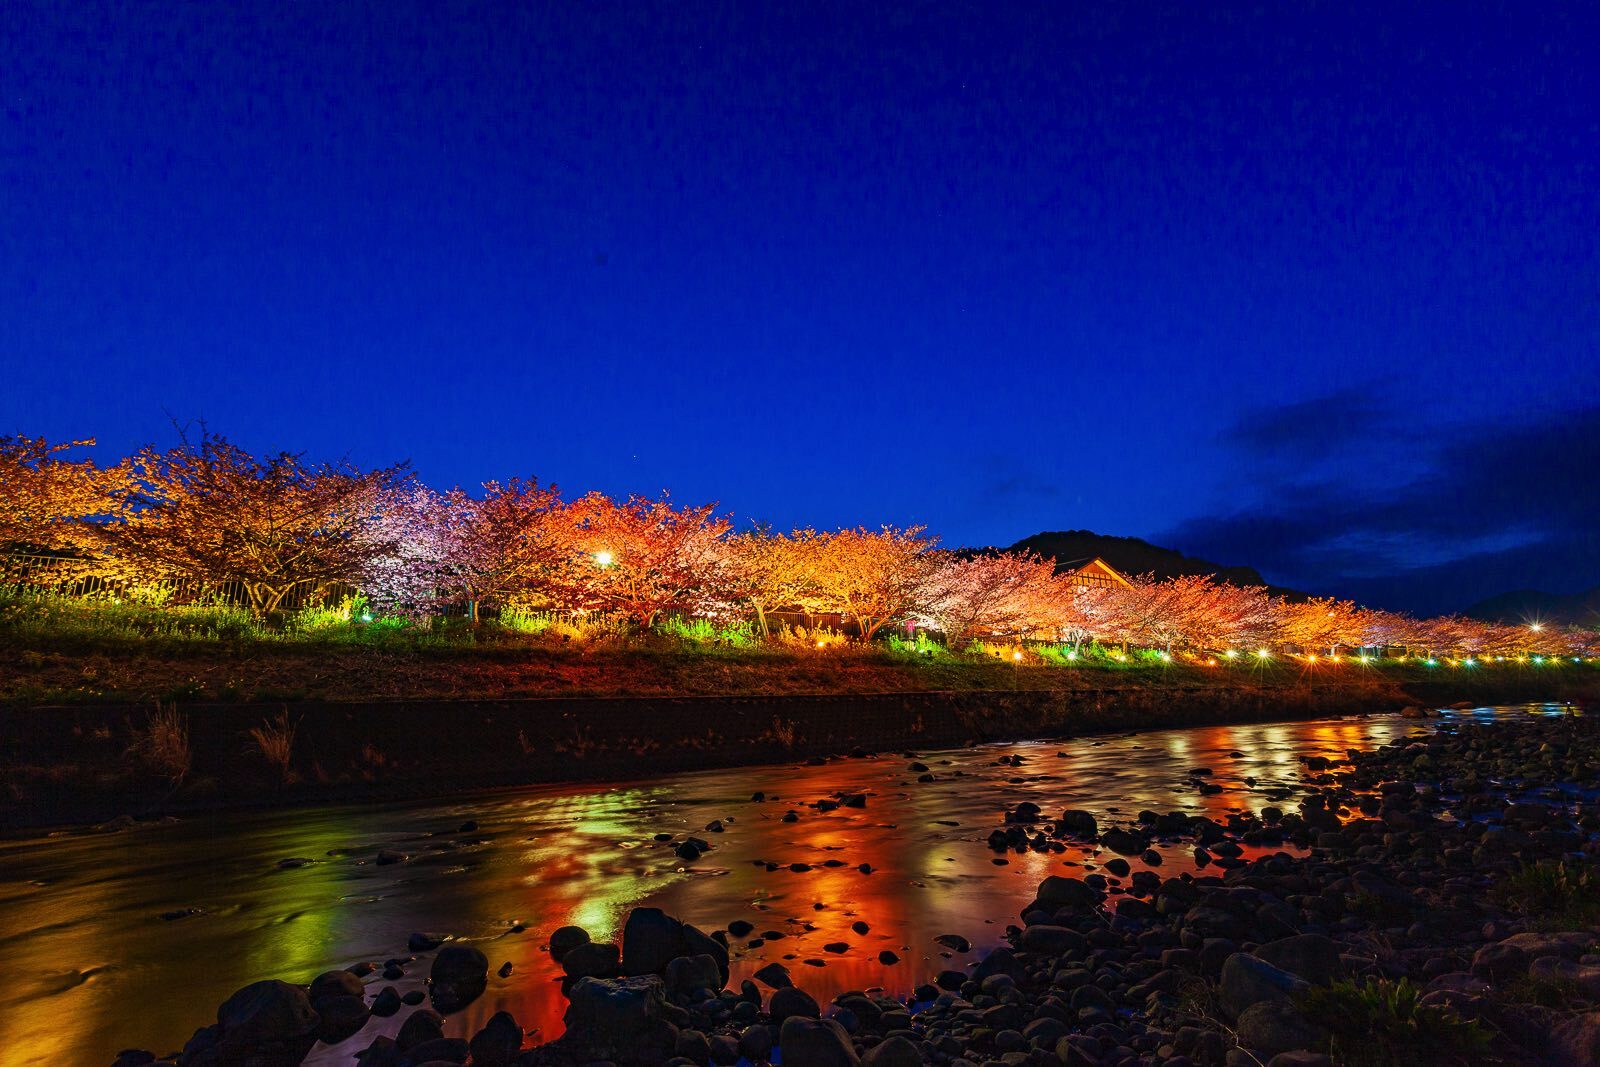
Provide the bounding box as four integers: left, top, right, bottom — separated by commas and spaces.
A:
108, 710, 1600, 1067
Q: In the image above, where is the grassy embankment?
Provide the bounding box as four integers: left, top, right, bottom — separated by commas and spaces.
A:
3, 590, 1593, 706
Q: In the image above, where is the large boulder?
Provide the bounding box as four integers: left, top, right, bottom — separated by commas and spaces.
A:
622, 908, 685, 976
562, 941, 621, 979
548, 926, 590, 963
1220, 953, 1310, 1020
1550, 1012, 1600, 1065
468, 1010, 523, 1067
861, 1034, 922, 1066
1028, 875, 1102, 914
564, 974, 668, 1047
778, 1016, 860, 1066
1236, 999, 1328, 1058
665, 953, 725, 998
1019, 925, 1086, 956
769, 986, 821, 1025
1254, 934, 1342, 986
429, 945, 488, 1012
190, 980, 319, 1066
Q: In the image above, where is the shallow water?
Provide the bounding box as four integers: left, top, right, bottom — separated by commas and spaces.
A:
0, 703, 1568, 1065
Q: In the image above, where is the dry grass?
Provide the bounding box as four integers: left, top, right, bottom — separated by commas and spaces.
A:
246, 709, 298, 784
130, 703, 190, 784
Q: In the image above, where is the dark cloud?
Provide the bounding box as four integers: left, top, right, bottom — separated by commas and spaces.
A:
1165, 401, 1600, 614
1222, 388, 1394, 458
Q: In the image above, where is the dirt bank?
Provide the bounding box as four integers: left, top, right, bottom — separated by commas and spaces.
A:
5, 671, 1594, 829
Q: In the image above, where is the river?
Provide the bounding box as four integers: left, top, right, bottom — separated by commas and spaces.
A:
0, 703, 1568, 1065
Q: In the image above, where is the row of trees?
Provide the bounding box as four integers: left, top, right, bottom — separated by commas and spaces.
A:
3, 433, 1595, 658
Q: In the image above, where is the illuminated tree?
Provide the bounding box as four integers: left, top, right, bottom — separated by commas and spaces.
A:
363, 479, 572, 623
916, 551, 1066, 645
0, 435, 126, 554
93, 433, 409, 613
725, 527, 821, 637
804, 526, 935, 640
556, 491, 733, 625
1279, 596, 1361, 655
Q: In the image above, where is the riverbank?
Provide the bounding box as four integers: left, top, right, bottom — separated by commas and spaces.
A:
5, 669, 1596, 827
104, 709, 1600, 1067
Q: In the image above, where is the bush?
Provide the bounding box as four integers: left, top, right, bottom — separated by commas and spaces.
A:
655, 615, 757, 648
1494, 860, 1600, 929
1296, 977, 1491, 1066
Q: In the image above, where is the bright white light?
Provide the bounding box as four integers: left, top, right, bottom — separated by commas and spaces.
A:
1012, 650, 1023, 662
594, 550, 614, 567
1256, 648, 1271, 659
1224, 649, 1238, 659
1066, 650, 1078, 660
1529, 623, 1543, 632
1158, 651, 1171, 662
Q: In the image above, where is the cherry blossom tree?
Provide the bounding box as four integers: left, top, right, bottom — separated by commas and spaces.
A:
93, 433, 409, 614
725, 527, 821, 637
555, 491, 733, 625
915, 551, 1066, 646
804, 525, 935, 640
0, 435, 126, 554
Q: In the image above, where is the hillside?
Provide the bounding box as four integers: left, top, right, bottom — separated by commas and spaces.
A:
1005, 530, 1295, 591
1465, 585, 1600, 626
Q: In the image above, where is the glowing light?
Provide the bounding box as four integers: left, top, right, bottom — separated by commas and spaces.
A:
1256, 648, 1271, 659
593, 550, 614, 568
1066, 650, 1078, 660
1425, 658, 1437, 666
1012, 650, 1023, 662
360, 612, 373, 622
1158, 651, 1171, 662
1358, 655, 1372, 664
815, 640, 826, 649
1224, 649, 1239, 659
1463, 658, 1475, 666
1533, 655, 1544, 665
1529, 623, 1543, 632
1306, 654, 1317, 663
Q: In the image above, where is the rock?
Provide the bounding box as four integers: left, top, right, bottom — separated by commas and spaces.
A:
562, 941, 621, 979
1471, 941, 1529, 981
547, 925, 590, 962
1019, 924, 1086, 955
1219, 953, 1310, 1020
309, 969, 365, 1005
467, 1010, 522, 1067
371, 986, 402, 1017
778, 1016, 860, 1066
1550, 1012, 1600, 1065
665, 953, 724, 997
429, 945, 488, 1011
1059, 809, 1099, 836
396, 1009, 445, 1051
1101, 828, 1146, 854
1236, 999, 1327, 1057
408, 932, 446, 951
1254, 934, 1342, 986
709, 1033, 740, 1065
564, 975, 668, 1046
769, 985, 821, 1024
860, 1033, 922, 1065
623, 907, 685, 976
934, 933, 971, 952
1029, 875, 1102, 913
683, 922, 731, 986
878, 950, 900, 965
738, 1024, 774, 1061
753, 962, 793, 988
376, 849, 408, 865
314, 994, 370, 1044
397, 1036, 468, 1063
209, 980, 319, 1064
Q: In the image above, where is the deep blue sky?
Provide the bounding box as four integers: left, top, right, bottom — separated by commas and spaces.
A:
3, 2, 1597, 614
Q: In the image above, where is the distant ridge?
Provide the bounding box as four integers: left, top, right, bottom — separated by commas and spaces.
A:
1004, 529, 1299, 594
1464, 586, 1600, 627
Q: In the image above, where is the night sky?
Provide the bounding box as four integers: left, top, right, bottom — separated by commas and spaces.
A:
3, 2, 1597, 615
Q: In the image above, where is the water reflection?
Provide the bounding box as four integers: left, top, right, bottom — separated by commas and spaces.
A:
0, 704, 1569, 1064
